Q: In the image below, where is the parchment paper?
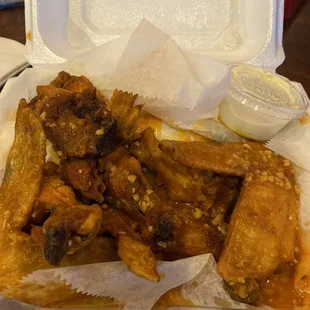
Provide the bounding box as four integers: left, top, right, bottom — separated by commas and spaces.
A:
63, 19, 230, 125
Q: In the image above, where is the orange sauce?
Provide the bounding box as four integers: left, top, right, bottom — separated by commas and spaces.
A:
299, 114, 310, 125
138, 110, 208, 142
154, 287, 193, 309
261, 264, 304, 309
155, 230, 310, 309
261, 230, 310, 309
136, 110, 162, 138
26, 31, 32, 41
162, 129, 206, 142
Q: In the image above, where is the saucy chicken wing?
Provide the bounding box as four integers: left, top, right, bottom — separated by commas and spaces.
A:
132, 128, 217, 203
31, 82, 118, 158
0, 101, 113, 295
60, 158, 106, 203
160, 139, 298, 303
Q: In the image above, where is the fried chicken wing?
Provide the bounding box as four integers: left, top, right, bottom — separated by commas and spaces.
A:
35, 173, 103, 264
99, 206, 160, 283
131, 128, 161, 171
132, 128, 213, 202
102, 149, 158, 223
101, 208, 137, 239
109, 90, 162, 141
3, 236, 119, 308
221, 179, 297, 272
159, 139, 298, 303
0, 100, 46, 231
60, 158, 106, 203
160, 140, 251, 176
144, 202, 223, 260
0, 102, 54, 289
32, 83, 119, 157
205, 176, 241, 233
50, 71, 97, 100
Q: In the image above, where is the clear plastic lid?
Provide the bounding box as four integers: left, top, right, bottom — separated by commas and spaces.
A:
228, 64, 308, 120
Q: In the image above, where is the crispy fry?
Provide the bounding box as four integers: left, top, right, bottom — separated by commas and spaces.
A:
118, 234, 159, 282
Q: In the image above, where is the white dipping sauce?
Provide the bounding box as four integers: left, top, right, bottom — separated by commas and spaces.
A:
219, 64, 308, 141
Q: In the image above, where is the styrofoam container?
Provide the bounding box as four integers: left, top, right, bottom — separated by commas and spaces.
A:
25, 0, 285, 69
9, 0, 288, 309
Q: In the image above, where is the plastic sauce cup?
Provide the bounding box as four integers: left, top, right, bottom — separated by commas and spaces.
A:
219, 64, 308, 141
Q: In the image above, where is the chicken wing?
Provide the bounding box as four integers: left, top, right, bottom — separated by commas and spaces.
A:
205, 176, 241, 235
131, 128, 214, 202
109, 89, 162, 141
0, 103, 116, 297
60, 158, 106, 203
159, 139, 298, 303
0, 100, 46, 231
102, 148, 158, 223
99, 207, 160, 283
31, 83, 119, 157
159, 140, 252, 176
35, 173, 103, 264
50, 71, 97, 100
144, 201, 223, 260
101, 208, 137, 239
0, 102, 53, 289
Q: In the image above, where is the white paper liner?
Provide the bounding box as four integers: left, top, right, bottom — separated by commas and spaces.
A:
180, 119, 244, 142
21, 254, 236, 310
181, 256, 248, 309
63, 19, 230, 124
20, 255, 261, 310
265, 119, 310, 173
294, 166, 310, 231
265, 82, 310, 172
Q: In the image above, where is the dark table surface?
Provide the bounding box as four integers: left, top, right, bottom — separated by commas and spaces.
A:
0, 3, 309, 94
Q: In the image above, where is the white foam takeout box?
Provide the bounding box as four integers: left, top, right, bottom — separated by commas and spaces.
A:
1, 0, 285, 309
25, 0, 285, 69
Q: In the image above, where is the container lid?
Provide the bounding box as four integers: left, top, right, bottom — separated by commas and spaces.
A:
25, 0, 285, 68
228, 64, 308, 120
